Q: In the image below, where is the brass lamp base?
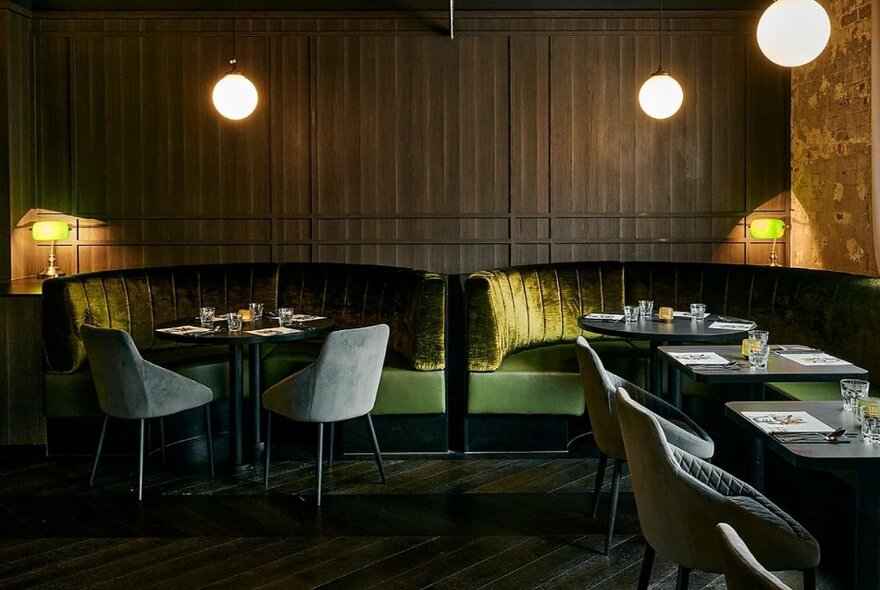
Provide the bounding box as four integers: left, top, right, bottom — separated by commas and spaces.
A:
37, 244, 65, 278
767, 239, 780, 267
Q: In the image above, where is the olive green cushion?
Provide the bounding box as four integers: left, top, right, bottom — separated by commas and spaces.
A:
765, 382, 843, 402
263, 344, 445, 415
467, 340, 646, 415
44, 345, 231, 418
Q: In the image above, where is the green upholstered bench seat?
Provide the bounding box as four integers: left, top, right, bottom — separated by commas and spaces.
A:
766, 382, 844, 402
263, 343, 446, 415
467, 340, 646, 415
44, 345, 231, 418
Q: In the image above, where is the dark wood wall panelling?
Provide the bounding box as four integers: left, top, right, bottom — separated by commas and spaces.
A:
22, 11, 791, 275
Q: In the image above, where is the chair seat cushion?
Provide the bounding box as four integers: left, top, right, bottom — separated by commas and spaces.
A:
468, 340, 647, 415
262, 344, 445, 415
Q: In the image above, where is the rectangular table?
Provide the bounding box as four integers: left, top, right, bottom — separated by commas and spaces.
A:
726, 401, 880, 590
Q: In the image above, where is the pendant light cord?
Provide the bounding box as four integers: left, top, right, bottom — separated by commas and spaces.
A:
658, 0, 664, 72
231, 0, 238, 69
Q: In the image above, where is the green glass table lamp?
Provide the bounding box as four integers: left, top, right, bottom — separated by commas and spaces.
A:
749, 218, 786, 267
31, 220, 70, 278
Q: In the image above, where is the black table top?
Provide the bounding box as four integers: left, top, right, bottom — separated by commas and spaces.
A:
726, 401, 880, 470
578, 313, 754, 342
660, 345, 869, 384
154, 315, 334, 345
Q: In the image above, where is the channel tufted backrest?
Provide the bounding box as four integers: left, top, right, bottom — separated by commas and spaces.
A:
277, 263, 446, 371
43, 264, 281, 373
467, 261, 880, 378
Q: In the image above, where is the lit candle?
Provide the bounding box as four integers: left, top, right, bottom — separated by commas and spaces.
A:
658, 307, 674, 322
239, 309, 254, 322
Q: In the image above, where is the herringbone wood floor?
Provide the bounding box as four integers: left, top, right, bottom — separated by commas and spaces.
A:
0, 448, 847, 590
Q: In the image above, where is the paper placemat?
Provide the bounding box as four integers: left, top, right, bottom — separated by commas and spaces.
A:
583, 313, 624, 321
708, 321, 755, 331
667, 351, 730, 366
673, 311, 692, 318
244, 327, 302, 336
291, 314, 326, 321
778, 352, 850, 366
742, 411, 833, 434
156, 325, 213, 335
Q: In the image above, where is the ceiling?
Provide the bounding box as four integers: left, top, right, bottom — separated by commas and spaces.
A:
11, 0, 769, 11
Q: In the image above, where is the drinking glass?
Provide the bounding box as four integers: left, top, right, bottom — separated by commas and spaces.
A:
748, 329, 769, 344
690, 303, 707, 320
748, 340, 770, 369
638, 300, 654, 318
858, 398, 880, 444
199, 307, 215, 328
227, 312, 243, 332
624, 305, 640, 323
278, 307, 295, 327
841, 379, 870, 412
249, 302, 264, 320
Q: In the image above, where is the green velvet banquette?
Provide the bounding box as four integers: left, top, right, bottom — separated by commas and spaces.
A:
41, 262, 448, 451
465, 261, 879, 450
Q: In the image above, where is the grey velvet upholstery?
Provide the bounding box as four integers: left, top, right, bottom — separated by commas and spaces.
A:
263, 324, 391, 423
263, 325, 391, 506
717, 523, 792, 590
80, 324, 215, 501
81, 325, 213, 419
615, 387, 820, 586
575, 337, 714, 460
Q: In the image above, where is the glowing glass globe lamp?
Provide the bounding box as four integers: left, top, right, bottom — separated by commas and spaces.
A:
757, 0, 831, 67
212, 62, 258, 121
639, 70, 684, 120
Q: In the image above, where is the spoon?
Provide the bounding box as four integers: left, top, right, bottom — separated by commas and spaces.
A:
823, 428, 847, 442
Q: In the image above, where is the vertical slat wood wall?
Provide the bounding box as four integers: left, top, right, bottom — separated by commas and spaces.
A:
20, 10, 790, 276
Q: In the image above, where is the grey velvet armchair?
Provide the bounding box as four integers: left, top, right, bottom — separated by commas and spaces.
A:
614, 387, 820, 590
575, 337, 714, 554
262, 324, 390, 506
81, 325, 215, 501
717, 523, 793, 590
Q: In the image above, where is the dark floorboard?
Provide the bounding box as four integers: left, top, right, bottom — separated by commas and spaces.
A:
0, 451, 850, 589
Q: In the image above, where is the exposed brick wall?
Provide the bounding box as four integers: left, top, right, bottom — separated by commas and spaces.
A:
791, 0, 874, 275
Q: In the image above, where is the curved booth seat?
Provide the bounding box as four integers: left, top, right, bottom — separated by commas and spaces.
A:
42, 262, 447, 453
465, 261, 880, 451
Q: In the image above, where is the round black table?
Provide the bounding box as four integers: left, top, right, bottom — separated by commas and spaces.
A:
155, 315, 334, 469
578, 312, 754, 402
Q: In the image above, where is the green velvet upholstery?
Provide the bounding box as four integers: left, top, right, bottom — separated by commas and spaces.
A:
42, 263, 446, 418
466, 262, 880, 415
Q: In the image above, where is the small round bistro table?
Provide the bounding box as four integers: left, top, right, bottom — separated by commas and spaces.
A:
578, 312, 754, 403
155, 315, 334, 469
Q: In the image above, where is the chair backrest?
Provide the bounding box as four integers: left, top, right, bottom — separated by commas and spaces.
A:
575, 336, 626, 459
309, 324, 391, 423
615, 386, 728, 571
716, 523, 792, 590
80, 325, 149, 419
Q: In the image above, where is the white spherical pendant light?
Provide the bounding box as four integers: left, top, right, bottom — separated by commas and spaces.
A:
757, 0, 831, 67
639, 70, 684, 120
212, 65, 258, 120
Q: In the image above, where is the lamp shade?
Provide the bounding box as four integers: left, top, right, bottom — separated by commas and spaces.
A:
31, 221, 69, 242
638, 72, 684, 120
212, 71, 258, 120
757, 0, 831, 67
749, 218, 786, 240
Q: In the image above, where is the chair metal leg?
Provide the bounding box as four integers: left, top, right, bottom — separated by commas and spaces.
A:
803, 568, 817, 590
316, 423, 324, 506
365, 414, 386, 483
264, 412, 272, 489
604, 458, 624, 555
90, 415, 109, 487
137, 419, 145, 502
159, 417, 166, 464
591, 453, 608, 519
328, 423, 335, 467
675, 565, 691, 590
637, 543, 655, 590
205, 404, 215, 479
